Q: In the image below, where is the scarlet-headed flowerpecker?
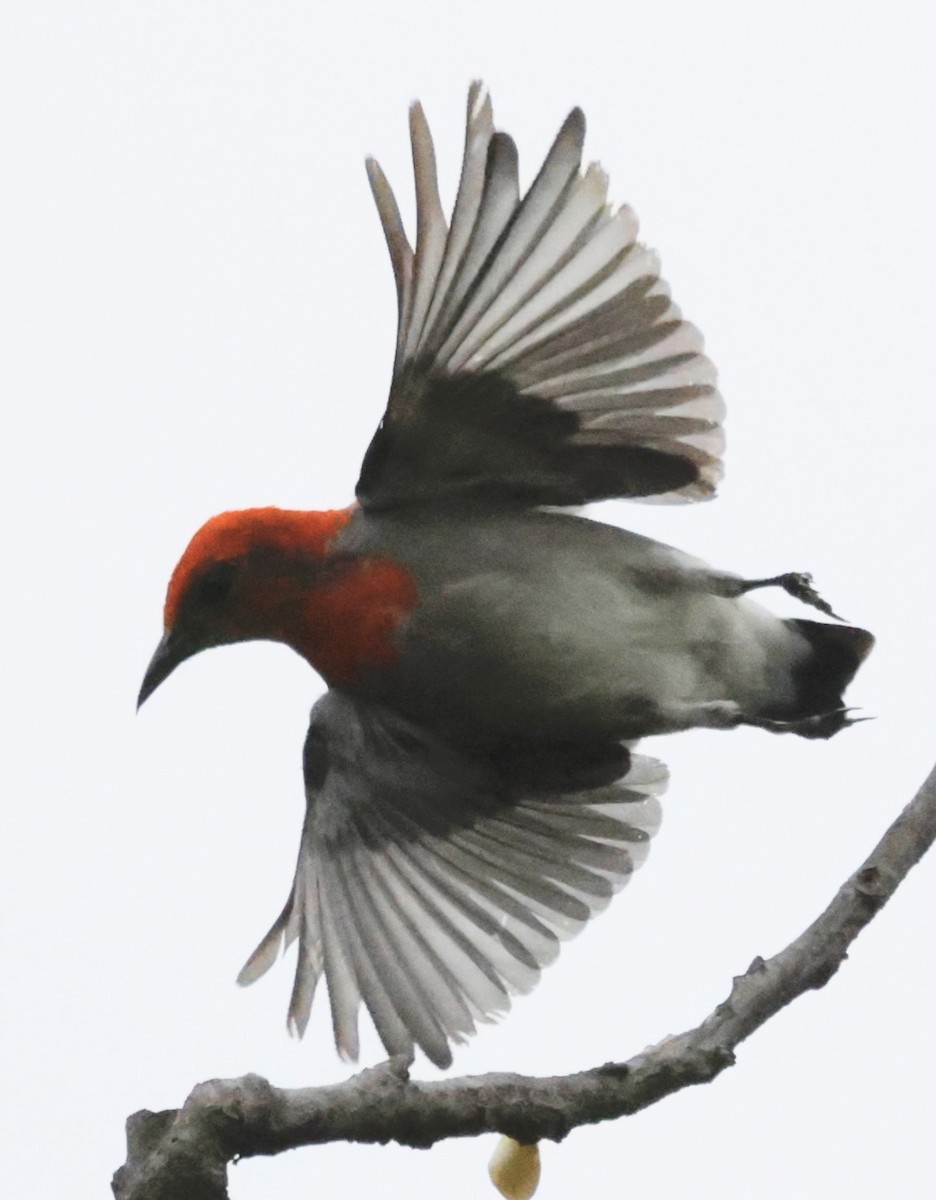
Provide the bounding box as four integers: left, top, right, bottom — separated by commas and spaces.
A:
139, 85, 873, 1069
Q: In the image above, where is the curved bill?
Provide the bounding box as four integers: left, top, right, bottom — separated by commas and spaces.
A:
137, 630, 197, 709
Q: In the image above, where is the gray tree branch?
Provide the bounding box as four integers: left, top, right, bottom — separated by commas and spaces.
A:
112, 759, 936, 1200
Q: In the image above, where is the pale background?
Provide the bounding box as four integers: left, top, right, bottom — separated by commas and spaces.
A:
4, 3, 935, 1197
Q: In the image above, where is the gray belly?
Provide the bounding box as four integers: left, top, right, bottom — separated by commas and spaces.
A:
337, 509, 806, 741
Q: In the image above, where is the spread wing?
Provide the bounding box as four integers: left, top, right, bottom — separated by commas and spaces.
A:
356, 82, 724, 511
237, 690, 666, 1069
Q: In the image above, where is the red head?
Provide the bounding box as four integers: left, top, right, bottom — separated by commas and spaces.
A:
138, 505, 417, 705
138, 506, 354, 706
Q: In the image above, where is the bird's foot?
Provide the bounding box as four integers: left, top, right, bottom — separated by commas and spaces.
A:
738, 571, 845, 620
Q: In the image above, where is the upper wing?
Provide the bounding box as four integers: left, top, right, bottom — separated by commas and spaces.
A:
356, 82, 724, 511
237, 690, 666, 1069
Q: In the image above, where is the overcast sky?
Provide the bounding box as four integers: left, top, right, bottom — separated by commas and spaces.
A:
4, 3, 936, 1198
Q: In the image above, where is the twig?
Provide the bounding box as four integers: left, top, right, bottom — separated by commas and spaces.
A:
112, 759, 936, 1200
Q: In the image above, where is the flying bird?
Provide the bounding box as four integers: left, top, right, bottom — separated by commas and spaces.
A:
139, 84, 873, 1069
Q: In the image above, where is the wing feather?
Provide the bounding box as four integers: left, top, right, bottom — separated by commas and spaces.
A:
419, 132, 521, 369
334, 846, 455, 1065
239, 692, 666, 1068
319, 868, 362, 1060
400, 103, 448, 364
320, 851, 415, 1060
420, 83, 496, 353
434, 109, 586, 369
287, 860, 323, 1038
358, 86, 722, 509
365, 158, 414, 379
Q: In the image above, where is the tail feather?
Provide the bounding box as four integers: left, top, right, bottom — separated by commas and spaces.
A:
786, 619, 875, 719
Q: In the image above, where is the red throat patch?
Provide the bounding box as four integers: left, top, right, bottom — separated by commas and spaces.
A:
295, 558, 420, 686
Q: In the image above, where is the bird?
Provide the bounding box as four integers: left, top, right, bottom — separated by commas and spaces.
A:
138, 83, 873, 1070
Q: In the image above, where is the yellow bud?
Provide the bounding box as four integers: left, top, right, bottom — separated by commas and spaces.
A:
488, 1135, 541, 1200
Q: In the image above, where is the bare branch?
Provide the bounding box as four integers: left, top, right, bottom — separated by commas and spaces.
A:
112, 760, 936, 1200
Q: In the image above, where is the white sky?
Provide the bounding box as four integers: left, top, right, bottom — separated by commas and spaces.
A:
4, 3, 936, 1197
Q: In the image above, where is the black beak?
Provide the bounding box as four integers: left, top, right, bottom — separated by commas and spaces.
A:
138, 630, 196, 709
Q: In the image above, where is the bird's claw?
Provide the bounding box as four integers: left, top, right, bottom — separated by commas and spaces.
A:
777, 572, 845, 621
745, 707, 870, 740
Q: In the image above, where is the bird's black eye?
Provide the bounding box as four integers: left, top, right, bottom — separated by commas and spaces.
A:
195, 560, 238, 606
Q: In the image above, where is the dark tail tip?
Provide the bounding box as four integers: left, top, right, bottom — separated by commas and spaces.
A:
787, 619, 875, 718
